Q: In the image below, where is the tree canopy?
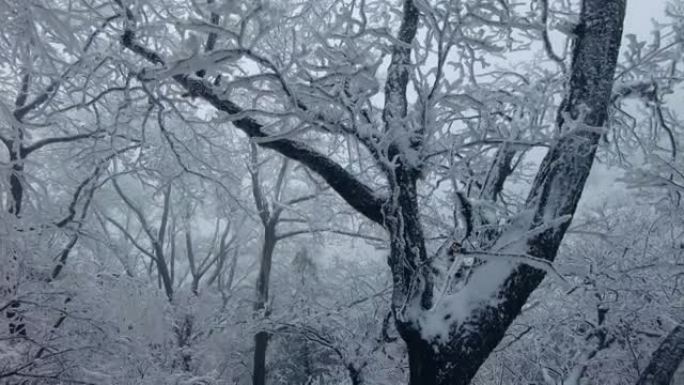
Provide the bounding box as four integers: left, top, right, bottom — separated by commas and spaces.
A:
1, 0, 683, 384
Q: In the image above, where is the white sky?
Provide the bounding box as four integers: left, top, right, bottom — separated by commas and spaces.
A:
625, 0, 668, 38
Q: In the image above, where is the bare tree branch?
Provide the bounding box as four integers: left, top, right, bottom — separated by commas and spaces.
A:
118, 11, 386, 225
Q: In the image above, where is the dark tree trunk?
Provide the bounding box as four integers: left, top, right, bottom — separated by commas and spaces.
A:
9, 166, 23, 215
8, 149, 23, 216
155, 251, 174, 301
252, 224, 276, 385
637, 325, 684, 385
386, 168, 432, 313
346, 363, 364, 385
6, 149, 25, 338
390, 1, 627, 384
174, 315, 194, 372
405, 332, 439, 385
253, 331, 269, 385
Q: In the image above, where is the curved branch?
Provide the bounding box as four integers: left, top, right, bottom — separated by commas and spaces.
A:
540, 0, 567, 70
22, 131, 104, 156
119, 26, 386, 225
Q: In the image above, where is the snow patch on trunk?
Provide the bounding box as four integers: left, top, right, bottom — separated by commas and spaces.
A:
419, 259, 514, 344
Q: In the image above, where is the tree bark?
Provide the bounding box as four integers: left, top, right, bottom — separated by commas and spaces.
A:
6, 149, 25, 337
252, 223, 277, 385
8, 154, 23, 216
174, 314, 194, 372
393, 1, 627, 384
346, 363, 364, 385
636, 325, 684, 385
253, 330, 269, 385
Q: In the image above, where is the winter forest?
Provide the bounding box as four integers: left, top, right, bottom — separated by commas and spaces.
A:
1, 0, 684, 384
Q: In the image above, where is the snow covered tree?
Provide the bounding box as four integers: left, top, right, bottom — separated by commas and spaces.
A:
112, 0, 629, 383
11, 0, 684, 384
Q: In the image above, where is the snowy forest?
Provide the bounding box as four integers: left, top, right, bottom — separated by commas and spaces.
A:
1, 0, 683, 384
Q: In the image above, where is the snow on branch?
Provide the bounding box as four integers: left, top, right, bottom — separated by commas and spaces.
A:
117, 7, 387, 225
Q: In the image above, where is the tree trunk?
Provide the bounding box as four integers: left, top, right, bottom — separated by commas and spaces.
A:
405, 333, 439, 385
6, 149, 25, 337
8, 148, 23, 216
174, 314, 194, 372
9, 165, 23, 216
346, 363, 364, 385
253, 331, 269, 385
252, 224, 276, 385
637, 325, 684, 385
402, 325, 501, 385
392, 1, 627, 384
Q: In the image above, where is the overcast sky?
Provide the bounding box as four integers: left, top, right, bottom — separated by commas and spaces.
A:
625, 0, 668, 38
